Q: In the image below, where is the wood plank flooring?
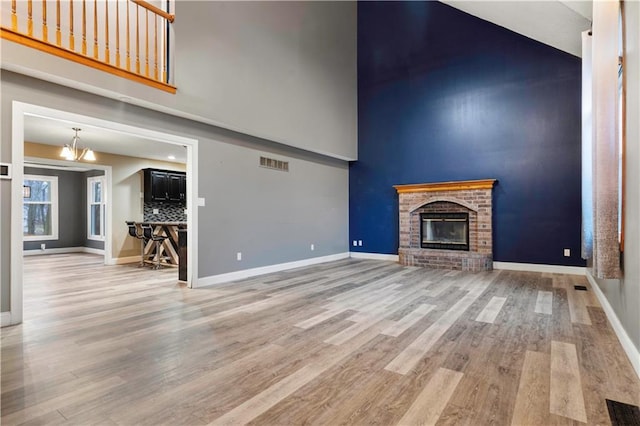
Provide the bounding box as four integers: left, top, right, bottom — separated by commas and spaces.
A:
2, 254, 639, 425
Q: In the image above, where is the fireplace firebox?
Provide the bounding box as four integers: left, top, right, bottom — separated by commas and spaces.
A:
420, 212, 469, 251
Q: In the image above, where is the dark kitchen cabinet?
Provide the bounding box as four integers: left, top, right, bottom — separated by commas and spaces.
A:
144, 169, 186, 203
167, 173, 183, 202
144, 169, 169, 202
178, 174, 187, 202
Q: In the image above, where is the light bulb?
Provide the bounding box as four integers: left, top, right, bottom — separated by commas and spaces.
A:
60, 145, 72, 158
83, 149, 96, 161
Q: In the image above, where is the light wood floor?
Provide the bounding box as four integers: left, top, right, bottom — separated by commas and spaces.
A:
2, 254, 639, 425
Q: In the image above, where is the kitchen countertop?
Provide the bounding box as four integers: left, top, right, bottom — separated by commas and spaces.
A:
130, 221, 187, 227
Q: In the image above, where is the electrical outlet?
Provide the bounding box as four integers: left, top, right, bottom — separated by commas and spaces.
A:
564, 248, 571, 257
353, 240, 357, 247
358, 240, 363, 247
40, 243, 46, 250
153, 208, 159, 214
237, 252, 242, 261
310, 244, 315, 251
184, 209, 188, 215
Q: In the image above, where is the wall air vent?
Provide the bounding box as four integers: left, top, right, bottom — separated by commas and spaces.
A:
260, 156, 289, 172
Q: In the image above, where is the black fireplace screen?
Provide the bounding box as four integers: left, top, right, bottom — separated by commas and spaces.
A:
420, 212, 469, 251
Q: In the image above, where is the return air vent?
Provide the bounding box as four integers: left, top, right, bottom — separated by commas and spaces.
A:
260, 156, 289, 172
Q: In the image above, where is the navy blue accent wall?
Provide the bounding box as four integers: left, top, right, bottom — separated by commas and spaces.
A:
352, 1, 584, 266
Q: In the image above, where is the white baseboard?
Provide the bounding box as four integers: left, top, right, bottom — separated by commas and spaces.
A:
23, 246, 84, 256
586, 271, 640, 379
349, 252, 399, 262
83, 247, 105, 255
23, 246, 105, 256
197, 252, 350, 288
1, 312, 11, 327
345, 256, 586, 274
111, 255, 142, 265
493, 261, 586, 275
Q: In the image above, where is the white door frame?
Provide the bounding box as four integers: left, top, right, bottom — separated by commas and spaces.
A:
10, 101, 199, 325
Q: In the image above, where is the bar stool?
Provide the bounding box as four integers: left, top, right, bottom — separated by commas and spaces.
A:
141, 223, 170, 269
126, 221, 148, 267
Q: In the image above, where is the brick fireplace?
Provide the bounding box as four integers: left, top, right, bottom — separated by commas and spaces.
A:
394, 179, 497, 272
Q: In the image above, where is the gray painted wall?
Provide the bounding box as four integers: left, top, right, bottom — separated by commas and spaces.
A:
593, 1, 640, 352
0, 1, 357, 160
198, 139, 348, 274
23, 167, 85, 250
0, 71, 349, 314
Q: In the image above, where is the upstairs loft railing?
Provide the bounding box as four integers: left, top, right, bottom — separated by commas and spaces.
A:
1, 0, 176, 93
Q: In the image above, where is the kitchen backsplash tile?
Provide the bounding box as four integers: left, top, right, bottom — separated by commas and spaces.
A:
143, 201, 187, 222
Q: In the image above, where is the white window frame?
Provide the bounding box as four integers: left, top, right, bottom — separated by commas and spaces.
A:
23, 174, 59, 241
87, 175, 107, 241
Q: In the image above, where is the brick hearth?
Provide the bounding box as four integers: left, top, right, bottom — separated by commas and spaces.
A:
393, 179, 497, 272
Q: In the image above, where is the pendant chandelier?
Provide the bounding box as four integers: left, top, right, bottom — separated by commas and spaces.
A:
60, 128, 96, 162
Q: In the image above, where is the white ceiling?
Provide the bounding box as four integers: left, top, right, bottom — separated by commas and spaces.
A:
441, 1, 592, 57
24, 114, 187, 164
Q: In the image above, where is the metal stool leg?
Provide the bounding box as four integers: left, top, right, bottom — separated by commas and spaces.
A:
141, 223, 169, 269
127, 221, 149, 268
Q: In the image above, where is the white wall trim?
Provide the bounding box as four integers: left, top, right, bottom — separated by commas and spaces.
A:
23, 173, 59, 241
1, 312, 12, 327
23, 247, 105, 256
197, 252, 350, 288
83, 247, 105, 255
24, 160, 93, 172
349, 252, 399, 262
86, 175, 107, 242
11, 101, 26, 325
586, 271, 640, 379
24, 247, 83, 256
345, 256, 588, 274
493, 261, 586, 275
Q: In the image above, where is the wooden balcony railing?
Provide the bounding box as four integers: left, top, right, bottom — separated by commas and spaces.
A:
1, 0, 176, 93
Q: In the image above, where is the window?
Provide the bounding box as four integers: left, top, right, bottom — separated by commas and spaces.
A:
23, 175, 58, 241
87, 176, 106, 241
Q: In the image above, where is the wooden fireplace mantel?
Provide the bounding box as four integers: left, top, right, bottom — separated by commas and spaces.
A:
393, 179, 497, 194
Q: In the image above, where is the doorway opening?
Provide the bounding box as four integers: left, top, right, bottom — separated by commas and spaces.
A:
9, 101, 199, 325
